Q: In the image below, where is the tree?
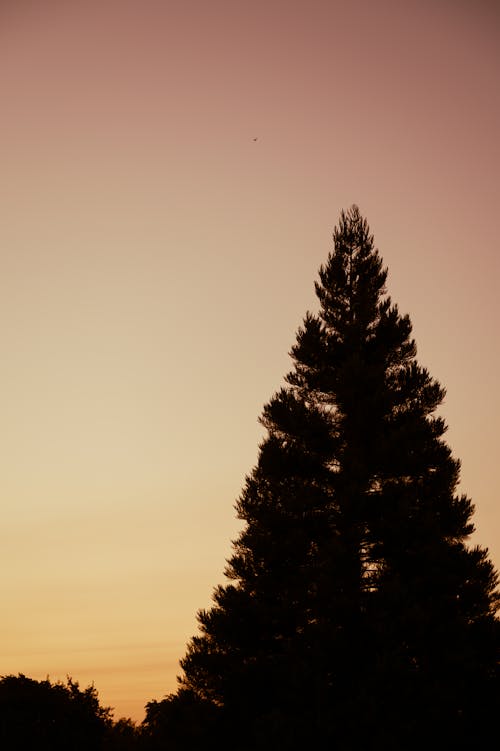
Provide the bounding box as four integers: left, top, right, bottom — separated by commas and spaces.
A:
0, 674, 112, 750
104, 717, 142, 751
167, 206, 499, 749
141, 689, 222, 751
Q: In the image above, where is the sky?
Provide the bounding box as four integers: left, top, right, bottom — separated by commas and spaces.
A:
1, 0, 499, 723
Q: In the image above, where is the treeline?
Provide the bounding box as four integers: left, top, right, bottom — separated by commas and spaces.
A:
5, 208, 499, 749
0, 674, 135, 750
0, 674, 211, 750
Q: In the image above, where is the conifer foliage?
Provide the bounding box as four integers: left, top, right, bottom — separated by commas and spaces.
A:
158, 207, 499, 749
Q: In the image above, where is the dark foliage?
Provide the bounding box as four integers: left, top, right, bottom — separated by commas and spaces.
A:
0, 674, 112, 750
104, 717, 142, 751
141, 689, 222, 751
159, 207, 499, 749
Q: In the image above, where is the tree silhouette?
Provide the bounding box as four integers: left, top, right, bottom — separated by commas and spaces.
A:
104, 716, 142, 751
160, 207, 499, 749
141, 689, 221, 751
0, 674, 112, 750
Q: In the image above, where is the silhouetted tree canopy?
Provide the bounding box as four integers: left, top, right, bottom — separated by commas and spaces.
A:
104, 716, 142, 751
0, 674, 112, 750
152, 206, 500, 748
141, 689, 221, 750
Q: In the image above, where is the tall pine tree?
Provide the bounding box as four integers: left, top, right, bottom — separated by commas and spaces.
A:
157, 207, 499, 750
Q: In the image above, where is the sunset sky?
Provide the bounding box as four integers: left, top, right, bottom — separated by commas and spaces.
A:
1, 0, 499, 722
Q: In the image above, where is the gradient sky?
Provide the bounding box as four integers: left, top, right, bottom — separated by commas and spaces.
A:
1, 0, 499, 722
